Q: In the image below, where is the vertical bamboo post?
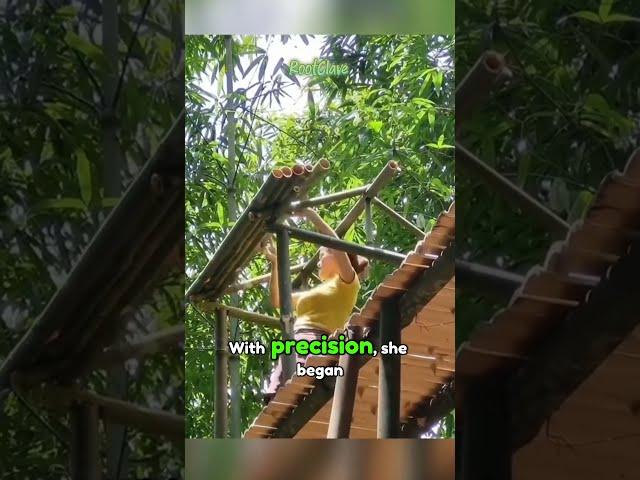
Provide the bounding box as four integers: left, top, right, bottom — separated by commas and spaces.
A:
70, 402, 101, 480
364, 197, 374, 244
224, 34, 242, 439
327, 327, 362, 438
214, 308, 228, 438
276, 228, 296, 379
377, 298, 401, 438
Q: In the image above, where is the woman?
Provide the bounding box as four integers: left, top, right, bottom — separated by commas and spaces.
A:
262, 207, 369, 403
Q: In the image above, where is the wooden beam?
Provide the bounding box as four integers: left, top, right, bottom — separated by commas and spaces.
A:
377, 298, 401, 438
509, 239, 640, 451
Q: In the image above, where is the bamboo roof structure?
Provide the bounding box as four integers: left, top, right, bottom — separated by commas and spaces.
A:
245, 203, 455, 438
456, 140, 640, 474
0, 112, 186, 440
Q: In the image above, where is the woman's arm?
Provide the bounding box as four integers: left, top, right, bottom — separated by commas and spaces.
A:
297, 208, 356, 283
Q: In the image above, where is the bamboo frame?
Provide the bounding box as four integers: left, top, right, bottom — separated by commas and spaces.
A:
372, 197, 425, 238
199, 302, 280, 329
456, 259, 525, 296
272, 223, 407, 264
91, 325, 185, 369
214, 308, 228, 438
225, 264, 306, 293
456, 143, 569, 236
290, 185, 370, 209
292, 160, 401, 288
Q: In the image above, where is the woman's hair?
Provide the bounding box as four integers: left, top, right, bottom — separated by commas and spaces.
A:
347, 253, 370, 276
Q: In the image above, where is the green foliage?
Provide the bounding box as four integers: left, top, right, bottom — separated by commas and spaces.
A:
186, 34, 454, 438
457, 0, 640, 340
1, 1, 183, 476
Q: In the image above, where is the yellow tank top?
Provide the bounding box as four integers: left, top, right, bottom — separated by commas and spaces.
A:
293, 274, 360, 333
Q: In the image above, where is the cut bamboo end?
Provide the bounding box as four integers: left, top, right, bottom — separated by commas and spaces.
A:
272, 168, 284, 179
388, 160, 400, 171
304, 163, 314, 173
317, 158, 330, 170
483, 51, 506, 73
293, 164, 305, 176
281, 166, 293, 178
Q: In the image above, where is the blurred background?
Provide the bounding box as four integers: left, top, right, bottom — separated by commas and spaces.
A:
187, 439, 454, 480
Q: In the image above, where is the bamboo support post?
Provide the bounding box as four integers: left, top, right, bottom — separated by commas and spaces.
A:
456, 143, 569, 236
291, 185, 370, 209
372, 197, 425, 238
276, 228, 296, 379
214, 308, 228, 438
292, 160, 401, 288
70, 402, 101, 480
198, 302, 280, 329
327, 327, 363, 438
377, 298, 401, 438
273, 224, 407, 265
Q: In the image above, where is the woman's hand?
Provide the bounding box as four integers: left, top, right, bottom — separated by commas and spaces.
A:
261, 236, 277, 262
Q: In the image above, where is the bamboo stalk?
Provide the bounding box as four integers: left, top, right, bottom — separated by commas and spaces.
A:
456, 51, 510, 128
456, 143, 569, 236
372, 197, 425, 238
290, 185, 370, 209
70, 402, 101, 480
273, 223, 406, 264
214, 308, 228, 438
276, 227, 296, 379
91, 325, 185, 369
377, 298, 401, 438
199, 302, 280, 329
225, 264, 306, 293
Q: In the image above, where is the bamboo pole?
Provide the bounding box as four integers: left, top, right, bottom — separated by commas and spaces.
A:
214, 308, 228, 438
273, 223, 407, 264
327, 327, 363, 438
276, 228, 296, 379
224, 34, 242, 439
364, 197, 374, 244
377, 298, 401, 438
455, 259, 524, 296
91, 325, 185, 369
372, 197, 425, 238
292, 160, 401, 288
199, 302, 280, 329
290, 185, 370, 209
456, 143, 569, 236
225, 264, 306, 293
456, 51, 510, 128
70, 402, 101, 480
